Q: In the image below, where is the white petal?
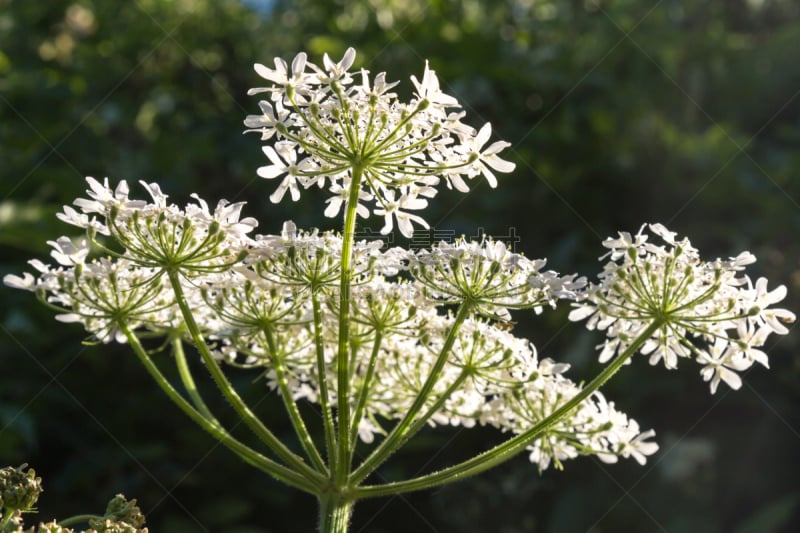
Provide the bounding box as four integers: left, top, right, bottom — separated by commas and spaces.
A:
568, 305, 596, 322
269, 185, 287, 203
340, 47, 356, 71
475, 123, 491, 148
257, 165, 286, 179
291, 52, 307, 76
484, 153, 516, 174
719, 367, 742, 391
55, 313, 82, 323
3, 273, 35, 291
479, 164, 498, 188
324, 198, 342, 218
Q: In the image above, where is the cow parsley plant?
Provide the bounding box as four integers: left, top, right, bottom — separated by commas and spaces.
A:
5, 48, 794, 532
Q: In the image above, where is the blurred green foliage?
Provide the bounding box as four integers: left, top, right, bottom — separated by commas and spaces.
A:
1, 0, 799, 531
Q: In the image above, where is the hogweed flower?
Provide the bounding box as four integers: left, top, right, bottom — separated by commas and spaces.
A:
569, 223, 795, 393
245, 48, 515, 237
412, 237, 584, 319
56, 177, 256, 276
4, 49, 795, 533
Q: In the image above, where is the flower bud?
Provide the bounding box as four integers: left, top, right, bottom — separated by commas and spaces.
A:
0, 464, 43, 512
99, 494, 147, 528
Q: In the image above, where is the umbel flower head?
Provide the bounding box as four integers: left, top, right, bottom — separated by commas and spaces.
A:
4, 178, 659, 471
244, 48, 515, 237
569, 223, 795, 393
55, 177, 256, 275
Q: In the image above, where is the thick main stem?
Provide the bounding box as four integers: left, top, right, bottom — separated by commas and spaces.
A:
318, 496, 353, 533
334, 164, 365, 484
353, 319, 664, 498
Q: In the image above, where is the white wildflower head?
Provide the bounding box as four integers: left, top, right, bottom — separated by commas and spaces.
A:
6, 254, 175, 344
56, 177, 256, 276
501, 382, 660, 472
412, 237, 582, 319
569, 223, 795, 393
9, 47, 794, 509
245, 48, 516, 236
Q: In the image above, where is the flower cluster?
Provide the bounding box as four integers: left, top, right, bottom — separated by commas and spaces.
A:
0, 464, 147, 532
412, 238, 585, 320
6, 49, 795, 519
569, 223, 795, 393
0, 464, 42, 518
5, 179, 659, 470
244, 48, 515, 237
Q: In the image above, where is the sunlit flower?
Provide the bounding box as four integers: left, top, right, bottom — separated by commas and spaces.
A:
245, 48, 515, 236
570, 223, 795, 393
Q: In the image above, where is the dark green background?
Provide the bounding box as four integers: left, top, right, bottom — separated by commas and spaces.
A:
1, 1, 799, 531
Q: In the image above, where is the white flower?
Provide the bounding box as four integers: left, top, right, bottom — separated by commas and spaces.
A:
245, 48, 516, 236
571, 223, 794, 394
75, 177, 129, 213
186, 195, 258, 238
251, 51, 312, 96
375, 190, 429, 238
458, 123, 516, 188
620, 428, 660, 466
360, 69, 399, 99
316, 47, 357, 84
243, 99, 291, 141
323, 182, 371, 219
748, 277, 795, 335
258, 143, 304, 203
47, 236, 89, 266
697, 339, 749, 394
410, 60, 458, 108
3, 272, 36, 291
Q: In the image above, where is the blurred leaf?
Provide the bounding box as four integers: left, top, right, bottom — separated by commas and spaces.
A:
0, 406, 37, 460
735, 493, 800, 533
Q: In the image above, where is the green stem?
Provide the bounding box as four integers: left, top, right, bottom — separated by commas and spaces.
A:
352, 319, 663, 497
347, 330, 383, 456
334, 164, 365, 483
57, 514, 103, 527
166, 270, 327, 486
172, 335, 217, 422
262, 325, 329, 473
318, 496, 354, 533
1, 511, 16, 528
120, 323, 320, 494
312, 288, 338, 469
350, 304, 472, 484
401, 369, 471, 441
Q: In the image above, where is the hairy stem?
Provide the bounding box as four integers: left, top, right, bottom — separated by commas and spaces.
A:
167, 270, 326, 486
121, 323, 319, 493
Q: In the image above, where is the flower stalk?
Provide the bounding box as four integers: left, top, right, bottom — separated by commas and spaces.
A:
334, 163, 365, 484
352, 319, 664, 497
